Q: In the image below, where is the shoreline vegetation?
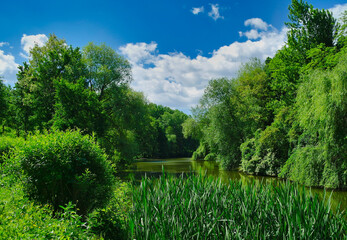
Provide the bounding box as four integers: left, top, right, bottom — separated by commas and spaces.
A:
0, 0, 346, 239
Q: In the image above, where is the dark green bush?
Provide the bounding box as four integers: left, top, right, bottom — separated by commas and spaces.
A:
17, 130, 115, 215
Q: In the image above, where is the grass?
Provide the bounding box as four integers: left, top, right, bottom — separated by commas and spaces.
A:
129, 173, 347, 239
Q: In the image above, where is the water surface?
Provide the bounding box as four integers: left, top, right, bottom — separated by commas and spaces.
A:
121, 158, 347, 212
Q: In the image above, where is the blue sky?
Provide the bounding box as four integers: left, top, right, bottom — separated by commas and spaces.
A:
1, 0, 347, 113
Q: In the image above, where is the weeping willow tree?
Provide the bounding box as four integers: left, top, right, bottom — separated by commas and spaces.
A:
280, 52, 347, 188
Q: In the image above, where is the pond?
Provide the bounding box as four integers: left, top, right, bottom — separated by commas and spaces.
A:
120, 158, 347, 213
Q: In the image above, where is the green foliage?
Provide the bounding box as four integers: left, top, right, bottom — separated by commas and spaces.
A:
15, 34, 87, 132
265, 46, 304, 112
17, 130, 115, 215
0, 184, 98, 239
52, 77, 101, 135
192, 141, 209, 160
88, 181, 132, 240
182, 117, 202, 140
241, 108, 294, 176
194, 59, 270, 169
83, 42, 132, 100
0, 136, 23, 163
0, 78, 8, 127
286, 0, 338, 55
280, 54, 347, 188
129, 174, 346, 239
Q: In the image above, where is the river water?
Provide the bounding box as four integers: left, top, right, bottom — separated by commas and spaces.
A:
121, 158, 347, 213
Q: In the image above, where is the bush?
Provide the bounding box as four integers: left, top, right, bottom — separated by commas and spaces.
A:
241, 126, 289, 176
0, 182, 97, 239
192, 141, 208, 160
17, 130, 115, 215
241, 108, 294, 176
88, 181, 132, 240
0, 136, 23, 163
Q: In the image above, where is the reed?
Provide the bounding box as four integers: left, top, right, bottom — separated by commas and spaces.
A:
129, 173, 346, 239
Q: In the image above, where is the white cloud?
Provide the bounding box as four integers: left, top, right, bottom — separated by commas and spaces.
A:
0, 42, 9, 47
244, 18, 269, 31
0, 46, 18, 84
239, 29, 262, 40
208, 4, 224, 21
329, 3, 347, 21
21, 34, 48, 58
120, 23, 287, 110
192, 6, 204, 15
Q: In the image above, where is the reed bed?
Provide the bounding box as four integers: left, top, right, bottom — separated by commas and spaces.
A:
129, 173, 346, 239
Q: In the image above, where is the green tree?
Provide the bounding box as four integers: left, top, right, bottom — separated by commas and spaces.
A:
15, 34, 87, 132
286, 0, 338, 57
83, 42, 132, 100
280, 53, 347, 188
0, 77, 8, 131
193, 59, 270, 169
52, 77, 101, 135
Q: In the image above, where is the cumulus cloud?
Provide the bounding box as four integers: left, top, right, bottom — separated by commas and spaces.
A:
0, 45, 18, 84
239, 18, 276, 40
21, 34, 48, 58
329, 3, 347, 21
208, 4, 224, 21
239, 29, 262, 40
244, 18, 269, 31
192, 6, 204, 15
120, 21, 287, 110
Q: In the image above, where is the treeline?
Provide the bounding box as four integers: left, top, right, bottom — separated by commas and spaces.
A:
183, 0, 347, 188
0, 36, 198, 166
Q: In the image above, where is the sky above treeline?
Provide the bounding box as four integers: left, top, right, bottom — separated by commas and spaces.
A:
1, 0, 347, 113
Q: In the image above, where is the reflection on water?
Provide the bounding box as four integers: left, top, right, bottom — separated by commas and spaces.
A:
120, 158, 347, 212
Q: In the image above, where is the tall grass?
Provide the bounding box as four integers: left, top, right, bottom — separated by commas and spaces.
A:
129, 173, 346, 239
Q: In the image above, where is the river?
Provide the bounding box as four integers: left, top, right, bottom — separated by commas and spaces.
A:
121, 158, 347, 213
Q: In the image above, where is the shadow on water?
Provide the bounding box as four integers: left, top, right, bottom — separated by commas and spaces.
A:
119, 158, 347, 213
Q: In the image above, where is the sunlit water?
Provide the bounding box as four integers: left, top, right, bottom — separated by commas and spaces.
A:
120, 158, 347, 213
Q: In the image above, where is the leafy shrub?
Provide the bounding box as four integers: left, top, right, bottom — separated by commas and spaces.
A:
204, 153, 216, 161
241, 107, 294, 176
0, 182, 97, 239
17, 130, 115, 215
88, 181, 132, 240
192, 141, 208, 160
241, 126, 289, 176
0, 136, 23, 163
129, 174, 347, 239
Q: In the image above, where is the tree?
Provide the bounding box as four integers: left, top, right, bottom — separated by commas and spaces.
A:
83, 43, 132, 100
15, 34, 87, 132
280, 52, 347, 188
286, 0, 338, 57
0, 77, 8, 132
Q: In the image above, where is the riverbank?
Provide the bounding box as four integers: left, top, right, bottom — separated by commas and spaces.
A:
121, 158, 347, 213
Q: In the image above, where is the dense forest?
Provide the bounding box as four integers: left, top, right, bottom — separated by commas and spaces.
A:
183, 1, 347, 189
0, 38, 198, 167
